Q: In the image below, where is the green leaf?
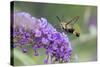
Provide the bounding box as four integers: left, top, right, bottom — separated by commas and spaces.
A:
14, 49, 36, 65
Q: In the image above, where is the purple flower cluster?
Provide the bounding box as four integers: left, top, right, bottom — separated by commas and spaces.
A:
13, 12, 72, 63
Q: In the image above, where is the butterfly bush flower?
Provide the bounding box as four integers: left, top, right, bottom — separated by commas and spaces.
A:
13, 12, 72, 63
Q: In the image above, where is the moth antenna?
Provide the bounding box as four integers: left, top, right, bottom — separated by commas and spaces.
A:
67, 16, 79, 25
56, 16, 61, 22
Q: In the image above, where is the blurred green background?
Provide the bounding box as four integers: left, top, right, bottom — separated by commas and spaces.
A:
12, 1, 97, 66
